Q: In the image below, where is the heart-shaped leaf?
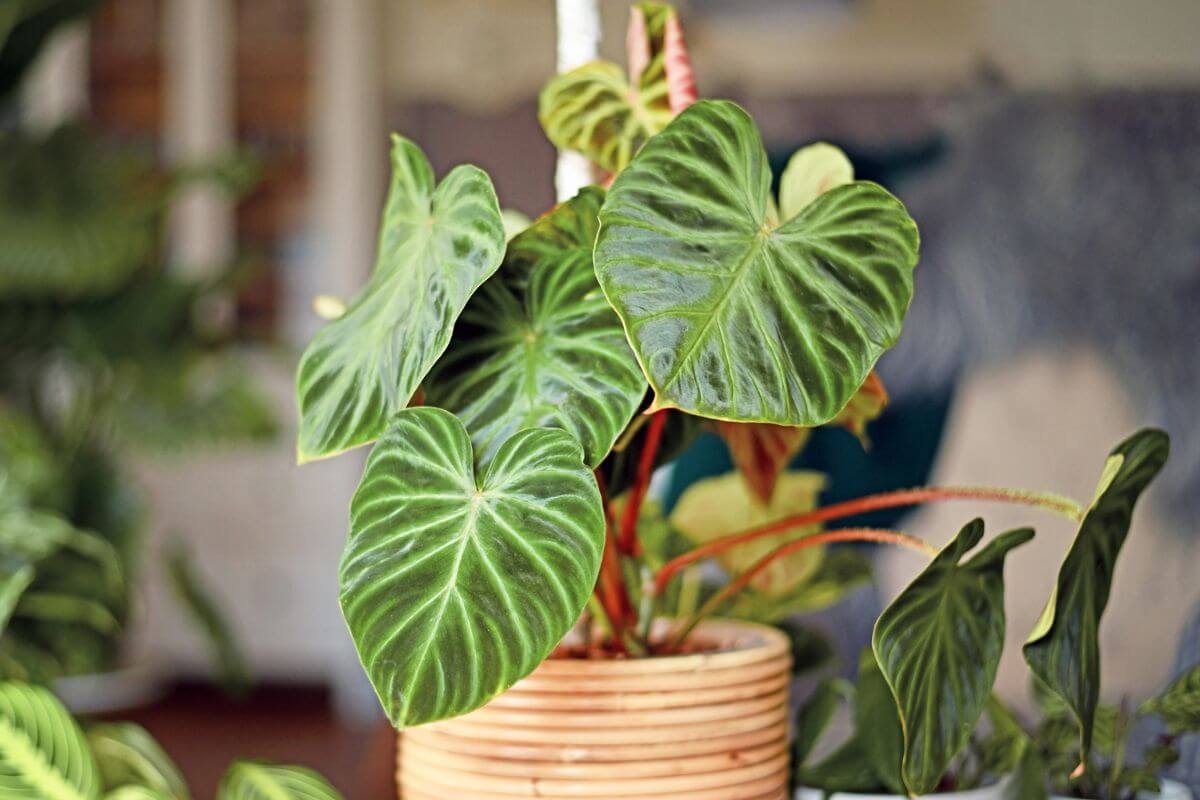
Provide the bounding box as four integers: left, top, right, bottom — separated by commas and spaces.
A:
295, 135, 504, 463
88, 722, 188, 798
670, 471, 826, 595
0, 680, 101, 799
217, 761, 342, 800
595, 100, 919, 426
873, 519, 1034, 795
1142, 662, 1200, 734
426, 187, 645, 469
779, 141, 854, 221
1023, 429, 1169, 763
339, 407, 604, 727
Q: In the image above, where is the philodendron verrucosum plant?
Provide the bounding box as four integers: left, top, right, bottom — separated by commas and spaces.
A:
294, 12, 1175, 790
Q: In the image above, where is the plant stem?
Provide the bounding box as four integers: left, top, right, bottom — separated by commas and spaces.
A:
618, 409, 669, 554
666, 527, 936, 650
593, 470, 635, 650
653, 485, 1083, 595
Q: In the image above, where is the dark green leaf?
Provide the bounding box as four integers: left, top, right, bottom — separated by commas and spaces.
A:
795, 678, 851, 766
873, 519, 1034, 795
1023, 428, 1170, 763
594, 100, 919, 426
426, 187, 645, 469
856, 650, 906, 795
295, 135, 505, 463
339, 408, 605, 727
799, 738, 883, 795
1142, 661, 1200, 734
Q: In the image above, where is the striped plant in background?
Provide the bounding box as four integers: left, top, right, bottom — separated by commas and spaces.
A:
294, 8, 1184, 799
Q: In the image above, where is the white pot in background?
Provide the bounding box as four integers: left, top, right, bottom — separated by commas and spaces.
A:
796, 782, 1006, 800
796, 777, 1192, 800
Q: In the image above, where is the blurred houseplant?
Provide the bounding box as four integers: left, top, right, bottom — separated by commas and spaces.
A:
0, 679, 344, 800
294, 2, 1178, 797
0, 1, 272, 693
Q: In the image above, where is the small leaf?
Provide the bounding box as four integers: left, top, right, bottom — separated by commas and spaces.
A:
0, 680, 101, 799
715, 421, 810, 504
670, 471, 826, 595
339, 408, 604, 727
595, 100, 919, 426
104, 788, 174, 800
217, 761, 343, 800
799, 738, 881, 795
779, 141, 855, 221
873, 519, 1035, 795
1142, 661, 1200, 734
724, 547, 872, 623
1023, 428, 1170, 763
831, 371, 889, 446
794, 678, 851, 765
426, 187, 646, 469
295, 135, 505, 462
88, 722, 188, 798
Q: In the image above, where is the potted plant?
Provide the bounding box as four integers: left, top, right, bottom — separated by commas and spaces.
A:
0, 678, 344, 799
795, 430, 1192, 799
294, 3, 1181, 797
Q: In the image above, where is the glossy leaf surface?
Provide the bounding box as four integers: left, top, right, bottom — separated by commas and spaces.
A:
217, 761, 342, 800
87, 722, 188, 799
595, 100, 919, 425
670, 471, 826, 595
1023, 428, 1169, 762
426, 187, 645, 469
873, 519, 1034, 795
339, 408, 604, 727
295, 136, 504, 462
0, 681, 100, 799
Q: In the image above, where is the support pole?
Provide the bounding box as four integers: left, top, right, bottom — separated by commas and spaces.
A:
553, 0, 601, 201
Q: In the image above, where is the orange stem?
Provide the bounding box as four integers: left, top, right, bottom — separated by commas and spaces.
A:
667, 527, 935, 649
593, 470, 634, 650
618, 409, 669, 555
654, 485, 1082, 595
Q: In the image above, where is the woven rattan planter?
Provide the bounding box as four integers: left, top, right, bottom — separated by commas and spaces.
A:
397, 619, 792, 799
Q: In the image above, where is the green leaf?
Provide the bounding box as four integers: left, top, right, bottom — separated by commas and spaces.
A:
0, 680, 101, 799
1023, 428, 1170, 763
339, 407, 604, 727
87, 722, 188, 799
794, 678, 851, 766
1142, 661, 1200, 734
102, 788, 174, 800
779, 141, 855, 221
216, 761, 342, 800
725, 547, 872, 623
426, 187, 645, 469
856, 650, 906, 795
165, 543, 250, 697
295, 135, 505, 463
800, 739, 882, 794
594, 100, 919, 426
873, 519, 1034, 795
670, 471, 826, 595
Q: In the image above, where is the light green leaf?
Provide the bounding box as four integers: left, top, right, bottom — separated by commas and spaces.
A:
500, 209, 530, 241
339, 407, 604, 727
670, 471, 826, 596
14, 594, 118, 634
426, 187, 645, 469
295, 135, 505, 463
594, 100, 919, 426
1142, 661, 1200, 734
216, 761, 342, 800
87, 722, 188, 799
779, 141, 854, 220
725, 547, 872, 623
1023, 428, 1170, 763
0, 681, 101, 799
873, 519, 1034, 795
103, 788, 173, 800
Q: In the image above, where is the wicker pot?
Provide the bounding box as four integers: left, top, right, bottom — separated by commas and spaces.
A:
397, 619, 792, 799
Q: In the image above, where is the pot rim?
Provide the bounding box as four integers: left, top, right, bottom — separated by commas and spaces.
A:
535, 618, 790, 676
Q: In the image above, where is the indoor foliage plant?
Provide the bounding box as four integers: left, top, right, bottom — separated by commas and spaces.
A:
0, 679, 344, 800
295, 4, 1180, 798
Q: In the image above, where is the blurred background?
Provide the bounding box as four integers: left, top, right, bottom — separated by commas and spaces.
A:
1, 0, 1198, 796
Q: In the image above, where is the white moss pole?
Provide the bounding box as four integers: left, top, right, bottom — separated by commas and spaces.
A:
554, 0, 601, 201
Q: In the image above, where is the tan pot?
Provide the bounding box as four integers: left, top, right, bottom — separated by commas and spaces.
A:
397, 619, 792, 799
